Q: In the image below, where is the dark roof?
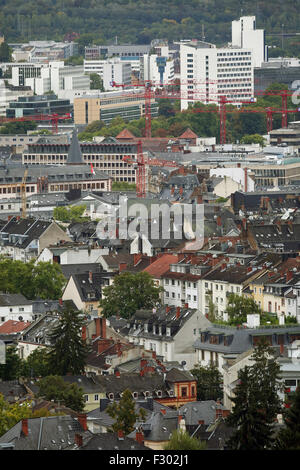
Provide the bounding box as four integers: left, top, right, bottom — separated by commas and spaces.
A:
0, 217, 52, 249
165, 368, 196, 383
0, 293, 31, 307
0, 380, 28, 403
80, 432, 148, 450
0, 415, 90, 450
67, 128, 83, 165
70, 271, 113, 302
128, 409, 178, 442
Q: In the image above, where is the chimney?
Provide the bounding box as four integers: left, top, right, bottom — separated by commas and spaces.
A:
152, 351, 156, 359
77, 413, 88, 431
135, 430, 144, 445
119, 262, 127, 272
21, 419, 28, 436
171, 186, 175, 195
286, 270, 293, 282
242, 218, 247, 231
176, 306, 181, 319
75, 433, 83, 448
178, 415, 183, 425
59, 298, 63, 306
184, 303, 189, 309
118, 430, 125, 440
100, 317, 106, 339
244, 167, 248, 192
134, 253, 142, 266
197, 194, 203, 204
216, 215, 222, 227
160, 409, 166, 415
95, 318, 101, 338
81, 326, 87, 342
165, 306, 170, 314
247, 266, 252, 273
179, 186, 183, 195
280, 343, 284, 355
198, 420, 204, 425
221, 263, 226, 271
115, 369, 121, 378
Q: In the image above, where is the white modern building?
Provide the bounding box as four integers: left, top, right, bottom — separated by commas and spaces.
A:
11, 62, 90, 102
231, 16, 265, 67
0, 79, 33, 117
140, 54, 175, 84
180, 40, 254, 110
102, 59, 132, 91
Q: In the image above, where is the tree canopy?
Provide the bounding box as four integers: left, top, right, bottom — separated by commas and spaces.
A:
226, 340, 282, 450
190, 364, 223, 401
36, 375, 85, 412
99, 271, 163, 319
46, 301, 89, 376
164, 430, 206, 450
0, 258, 66, 300
106, 388, 147, 435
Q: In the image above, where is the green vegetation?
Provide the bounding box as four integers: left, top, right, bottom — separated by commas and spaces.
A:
0, 121, 37, 135
46, 301, 89, 376
226, 293, 262, 326
89, 73, 104, 91
0, 394, 59, 437
276, 386, 300, 450
0, 346, 24, 381
53, 204, 89, 223
106, 388, 147, 435
190, 364, 223, 401
77, 84, 300, 143
226, 340, 282, 450
0, 41, 11, 62
111, 181, 136, 191
99, 271, 163, 319
36, 375, 85, 412
164, 430, 206, 450
1, 0, 300, 58
0, 258, 66, 300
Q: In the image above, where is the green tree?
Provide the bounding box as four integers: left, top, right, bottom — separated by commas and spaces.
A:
0, 346, 24, 381
240, 134, 266, 146
226, 294, 261, 326
0, 41, 11, 62
226, 340, 282, 450
106, 388, 147, 435
47, 301, 89, 376
0, 259, 65, 300
164, 430, 206, 450
90, 73, 104, 91
190, 364, 223, 401
0, 121, 37, 135
53, 205, 87, 223
21, 347, 51, 378
276, 387, 300, 450
99, 271, 163, 319
36, 375, 85, 412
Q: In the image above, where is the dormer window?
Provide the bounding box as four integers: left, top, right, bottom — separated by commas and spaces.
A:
166, 327, 171, 336
156, 390, 162, 398
132, 392, 138, 399
108, 393, 114, 400
143, 391, 151, 398
167, 390, 174, 397
144, 324, 148, 333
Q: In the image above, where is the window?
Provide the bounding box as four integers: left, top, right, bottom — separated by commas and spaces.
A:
181, 387, 187, 398
94, 394, 99, 401
84, 395, 89, 402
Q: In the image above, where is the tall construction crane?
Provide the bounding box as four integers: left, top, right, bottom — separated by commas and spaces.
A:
123, 140, 180, 198
20, 168, 28, 219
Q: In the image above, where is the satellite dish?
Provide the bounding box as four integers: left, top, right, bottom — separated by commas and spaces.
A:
18, 316, 23, 321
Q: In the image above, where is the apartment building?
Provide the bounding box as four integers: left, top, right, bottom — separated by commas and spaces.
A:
140, 54, 175, 84
180, 40, 254, 110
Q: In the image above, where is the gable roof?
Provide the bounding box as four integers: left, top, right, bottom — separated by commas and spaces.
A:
179, 128, 198, 139
143, 254, 179, 279
116, 128, 136, 140
0, 293, 32, 307
0, 320, 31, 334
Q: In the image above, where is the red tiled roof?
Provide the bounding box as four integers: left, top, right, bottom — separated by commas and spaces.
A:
0, 320, 31, 334
116, 128, 136, 140
143, 254, 179, 278
179, 128, 198, 139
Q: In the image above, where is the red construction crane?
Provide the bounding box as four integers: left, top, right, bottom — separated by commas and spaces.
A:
123, 140, 180, 198
0, 112, 72, 134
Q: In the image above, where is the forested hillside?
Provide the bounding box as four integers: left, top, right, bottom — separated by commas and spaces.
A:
0, 0, 300, 54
